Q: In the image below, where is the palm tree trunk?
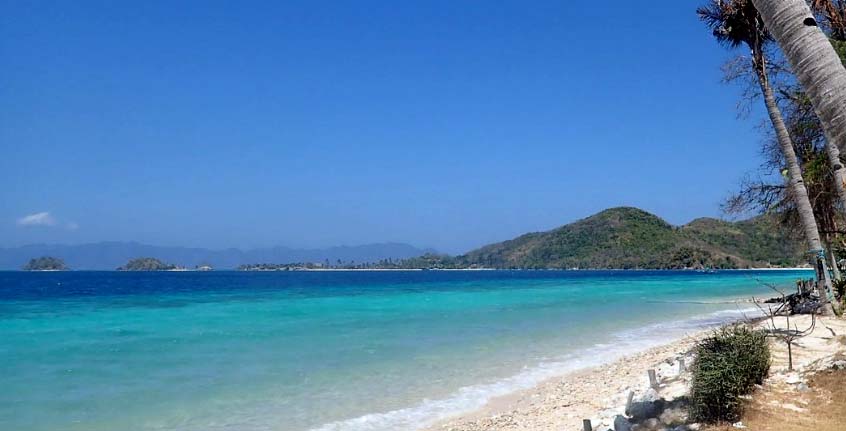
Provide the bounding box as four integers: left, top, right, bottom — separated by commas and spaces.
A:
754, 59, 836, 312
823, 141, 846, 216
823, 207, 843, 280
826, 237, 842, 280
752, 0, 846, 175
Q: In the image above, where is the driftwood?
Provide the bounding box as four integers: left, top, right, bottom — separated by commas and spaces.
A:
755, 293, 817, 371
762, 278, 823, 315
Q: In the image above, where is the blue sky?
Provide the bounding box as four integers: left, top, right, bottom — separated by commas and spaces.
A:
1, 1, 767, 253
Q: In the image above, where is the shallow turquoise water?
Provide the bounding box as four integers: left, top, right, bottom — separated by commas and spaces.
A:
0, 270, 812, 431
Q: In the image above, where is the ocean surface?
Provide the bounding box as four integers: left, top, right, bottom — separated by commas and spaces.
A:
0, 269, 812, 431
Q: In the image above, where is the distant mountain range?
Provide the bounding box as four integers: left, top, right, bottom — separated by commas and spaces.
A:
0, 242, 434, 270
451, 207, 805, 269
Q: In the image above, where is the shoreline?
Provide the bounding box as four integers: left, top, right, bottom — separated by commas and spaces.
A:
422, 333, 706, 431
422, 313, 845, 431
254, 267, 813, 272
8, 267, 814, 272
312, 306, 768, 431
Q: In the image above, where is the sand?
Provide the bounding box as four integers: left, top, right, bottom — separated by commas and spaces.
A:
426, 314, 846, 431
705, 314, 846, 431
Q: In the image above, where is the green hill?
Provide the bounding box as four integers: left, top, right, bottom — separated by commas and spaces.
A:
117, 257, 178, 271
22, 256, 68, 271
455, 207, 805, 269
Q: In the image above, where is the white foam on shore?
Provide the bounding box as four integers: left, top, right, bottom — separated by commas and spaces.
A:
309, 307, 763, 431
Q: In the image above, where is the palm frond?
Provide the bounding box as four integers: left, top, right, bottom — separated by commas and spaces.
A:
696, 0, 770, 49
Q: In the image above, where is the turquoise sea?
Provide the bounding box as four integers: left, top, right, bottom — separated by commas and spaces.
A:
0, 269, 812, 431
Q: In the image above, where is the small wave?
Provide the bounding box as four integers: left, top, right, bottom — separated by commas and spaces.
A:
646, 299, 757, 305
309, 307, 763, 431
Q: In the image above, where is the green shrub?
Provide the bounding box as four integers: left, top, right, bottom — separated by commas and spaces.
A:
689, 325, 770, 423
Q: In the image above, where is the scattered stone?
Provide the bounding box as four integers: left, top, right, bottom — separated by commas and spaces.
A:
658, 407, 686, 426
639, 388, 661, 402
626, 389, 666, 421
832, 360, 846, 370
613, 415, 632, 431
784, 373, 802, 384
732, 421, 746, 429
780, 402, 806, 412
626, 398, 665, 421
796, 382, 810, 392
642, 418, 660, 429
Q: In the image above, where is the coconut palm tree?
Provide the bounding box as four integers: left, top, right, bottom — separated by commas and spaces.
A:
820, 127, 846, 221
698, 0, 836, 308
751, 2, 846, 218
759, 0, 846, 228
801, 3, 846, 253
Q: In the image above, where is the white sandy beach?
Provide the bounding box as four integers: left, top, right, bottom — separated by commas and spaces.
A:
425, 314, 846, 431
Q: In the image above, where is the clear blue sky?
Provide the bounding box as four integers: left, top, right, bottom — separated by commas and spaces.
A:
1, 1, 767, 254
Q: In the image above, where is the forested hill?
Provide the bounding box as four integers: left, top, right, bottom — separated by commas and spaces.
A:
454, 207, 805, 269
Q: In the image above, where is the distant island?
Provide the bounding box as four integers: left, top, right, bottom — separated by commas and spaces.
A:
0, 242, 430, 270
22, 256, 68, 271
118, 257, 181, 271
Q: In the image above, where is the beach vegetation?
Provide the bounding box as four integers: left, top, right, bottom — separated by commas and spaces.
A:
689, 325, 770, 423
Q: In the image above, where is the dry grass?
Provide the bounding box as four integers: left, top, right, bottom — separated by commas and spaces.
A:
705, 357, 846, 431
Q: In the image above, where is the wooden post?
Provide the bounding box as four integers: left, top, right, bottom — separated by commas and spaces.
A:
648, 369, 658, 389
582, 419, 592, 431
626, 391, 634, 412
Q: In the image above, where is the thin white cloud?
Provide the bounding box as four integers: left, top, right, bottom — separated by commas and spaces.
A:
66, 221, 79, 230
17, 212, 57, 227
